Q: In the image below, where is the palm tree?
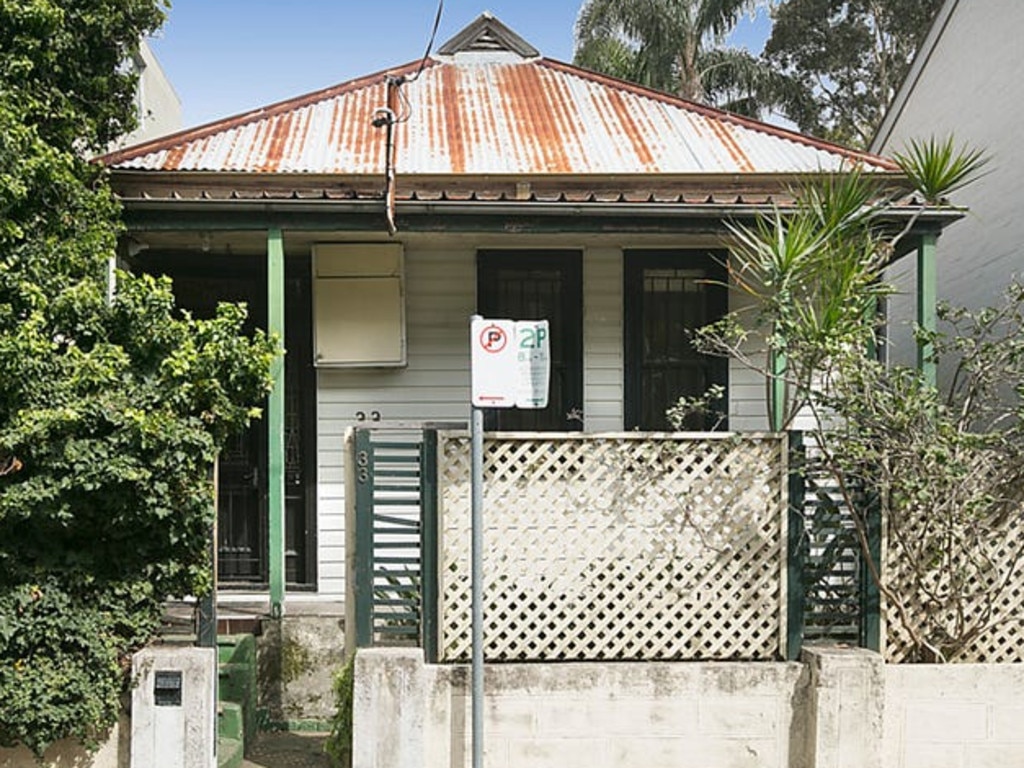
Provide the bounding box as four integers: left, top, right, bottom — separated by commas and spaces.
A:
573, 0, 786, 119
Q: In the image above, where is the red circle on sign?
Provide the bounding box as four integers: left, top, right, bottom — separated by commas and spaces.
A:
479, 324, 508, 353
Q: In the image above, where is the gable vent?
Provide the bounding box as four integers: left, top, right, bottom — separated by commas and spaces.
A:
466, 32, 505, 52
437, 13, 540, 58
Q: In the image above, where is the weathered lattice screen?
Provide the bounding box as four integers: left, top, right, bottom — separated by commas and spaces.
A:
884, 512, 1024, 664
437, 432, 788, 662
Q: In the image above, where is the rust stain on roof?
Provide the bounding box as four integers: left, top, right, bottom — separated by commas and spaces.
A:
497, 64, 572, 173
604, 88, 655, 170
263, 112, 293, 171
440, 66, 468, 174
163, 143, 187, 171
706, 118, 755, 173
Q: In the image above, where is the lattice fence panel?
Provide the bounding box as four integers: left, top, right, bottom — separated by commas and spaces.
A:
884, 506, 1024, 663
438, 432, 787, 662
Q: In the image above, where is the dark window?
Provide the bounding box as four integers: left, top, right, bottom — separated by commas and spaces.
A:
477, 250, 583, 431
624, 250, 728, 431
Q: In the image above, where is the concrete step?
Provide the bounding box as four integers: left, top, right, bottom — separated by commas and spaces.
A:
218, 633, 257, 666
217, 735, 244, 768
217, 633, 258, 760
218, 701, 245, 743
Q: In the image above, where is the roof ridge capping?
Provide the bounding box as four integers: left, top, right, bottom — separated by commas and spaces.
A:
436, 12, 540, 59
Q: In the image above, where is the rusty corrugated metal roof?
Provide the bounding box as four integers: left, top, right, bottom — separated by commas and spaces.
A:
102, 14, 898, 179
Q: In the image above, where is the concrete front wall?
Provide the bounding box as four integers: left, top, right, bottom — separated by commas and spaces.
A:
316, 233, 768, 598
0, 720, 126, 768
257, 612, 346, 724
875, 0, 1024, 373
355, 648, 809, 768
356, 647, 1024, 768
883, 664, 1024, 768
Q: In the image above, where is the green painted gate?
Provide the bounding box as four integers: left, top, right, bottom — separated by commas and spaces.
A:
787, 432, 879, 655
352, 427, 438, 660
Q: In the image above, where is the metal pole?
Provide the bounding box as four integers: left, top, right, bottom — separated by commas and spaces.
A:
470, 405, 484, 768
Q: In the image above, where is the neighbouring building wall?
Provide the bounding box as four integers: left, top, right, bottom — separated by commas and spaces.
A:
111, 40, 182, 150
316, 235, 770, 598
873, 0, 1024, 374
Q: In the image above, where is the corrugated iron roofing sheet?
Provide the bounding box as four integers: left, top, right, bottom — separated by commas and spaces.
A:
103, 20, 896, 178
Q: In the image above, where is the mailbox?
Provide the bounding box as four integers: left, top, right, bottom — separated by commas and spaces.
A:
154, 669, 183, 706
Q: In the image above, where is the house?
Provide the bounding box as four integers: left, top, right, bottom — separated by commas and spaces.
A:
872, 0, 1024, 377
101, 14, 948, 630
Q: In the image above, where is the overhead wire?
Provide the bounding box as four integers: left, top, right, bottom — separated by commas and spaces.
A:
408, 0, 445, 84
389, 0, 443, 123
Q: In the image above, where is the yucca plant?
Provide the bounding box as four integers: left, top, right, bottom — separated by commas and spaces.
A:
894, 135, 991, 205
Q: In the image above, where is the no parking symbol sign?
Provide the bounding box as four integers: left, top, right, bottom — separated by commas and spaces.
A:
470, 317, 549, 409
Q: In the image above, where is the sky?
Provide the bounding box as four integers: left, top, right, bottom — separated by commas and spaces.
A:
148, 1, 773, 129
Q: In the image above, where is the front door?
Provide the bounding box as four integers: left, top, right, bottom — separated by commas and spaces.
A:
140, 253, 316, 587
477, 250, 583, 431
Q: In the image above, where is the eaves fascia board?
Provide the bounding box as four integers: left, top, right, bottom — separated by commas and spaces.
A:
116, 195, 965, 228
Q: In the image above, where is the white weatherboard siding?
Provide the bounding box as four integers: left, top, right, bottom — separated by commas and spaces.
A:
317, 245, 475, 596
875, 0, 1024, 374
727, 285, 770, 432
582, 248, 623, 432
315, 240, 769, 597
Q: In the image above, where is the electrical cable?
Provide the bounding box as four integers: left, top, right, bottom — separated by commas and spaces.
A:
407, 0, 444, 83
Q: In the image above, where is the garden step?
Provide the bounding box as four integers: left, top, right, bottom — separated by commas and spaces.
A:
217, 735, 244, 768
218, 701, 245, 743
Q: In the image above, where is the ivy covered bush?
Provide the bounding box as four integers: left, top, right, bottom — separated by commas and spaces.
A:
0, 0, 277, 754
0, 581, 159, 754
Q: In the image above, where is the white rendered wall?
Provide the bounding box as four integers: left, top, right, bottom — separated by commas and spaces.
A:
883, 664, 1024, 768
356, 647, 1024, 768
0, 720, 125, 768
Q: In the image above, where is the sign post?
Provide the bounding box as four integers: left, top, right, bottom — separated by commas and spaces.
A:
468, 316, 550, 768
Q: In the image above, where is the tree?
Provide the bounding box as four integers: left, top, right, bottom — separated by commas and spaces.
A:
765, 0, 944, 147
0, 0, 277, 753
573, 0, 788, 118
689, 138, 1012, 662
0, 0, 169, 154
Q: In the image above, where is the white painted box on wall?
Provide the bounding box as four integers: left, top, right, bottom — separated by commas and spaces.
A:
313, 243, 406, 368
